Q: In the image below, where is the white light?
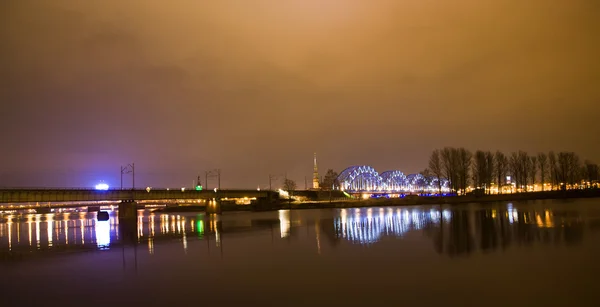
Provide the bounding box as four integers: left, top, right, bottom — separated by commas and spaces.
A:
96, 220, 111, 248
214, 188, 218, 193
181, 188, 185, 192
146, 187, 152, 192
95, 183, 109, 190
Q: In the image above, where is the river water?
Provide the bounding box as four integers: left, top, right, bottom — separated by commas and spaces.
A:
1, 199, 600, 306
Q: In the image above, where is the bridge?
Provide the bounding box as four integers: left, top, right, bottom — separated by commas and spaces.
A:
0, 188, 277, 204
337, 165, 451, 194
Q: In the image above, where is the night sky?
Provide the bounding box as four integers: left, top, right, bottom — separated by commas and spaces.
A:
1, 1, 599, 189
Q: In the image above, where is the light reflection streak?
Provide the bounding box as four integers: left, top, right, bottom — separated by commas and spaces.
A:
7, 219, 12, 250
279, 210, 290, 238
64, 219, 69, 245
27, 216, 32, 246
150, 214, 155, 237
80, 215, 85, 245
95, 220, 110, 249
335, 208, 440, 245
171, 215, 176, 234
35, 215, 40, 249
137, 215, 144, 240
315, 221, 321, 255
148, 237, 154, 254
47, 214, 53, 247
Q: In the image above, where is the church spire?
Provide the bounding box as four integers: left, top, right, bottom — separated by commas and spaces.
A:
312, 152, 320, 189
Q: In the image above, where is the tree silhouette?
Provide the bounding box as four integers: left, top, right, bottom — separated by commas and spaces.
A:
320, 169, 339, 190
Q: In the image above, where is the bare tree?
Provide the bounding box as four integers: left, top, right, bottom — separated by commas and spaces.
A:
529, 156, 537, 188
519, 151, 530, 191
537, 153, 548, 191
457, 148, 472, 195
321, 169, 339, 190
428, 149, 444, 194
509, 152, 520, 192
484, 151, 495, 194
441, 147, 459, 193
283, 178, 297, 205
557, 152, 581, 189
473, 150, 495, 194
548, 151, 557, 190
495, 151, 508, 194
473, 150, 486, 190
283, 178, 297, 191
584, 160, 599, 184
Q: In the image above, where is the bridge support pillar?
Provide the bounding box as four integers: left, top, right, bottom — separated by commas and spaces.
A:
205, 199, 222, 214
118, 200, 138, 219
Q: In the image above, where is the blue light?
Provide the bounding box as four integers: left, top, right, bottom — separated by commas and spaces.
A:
95, 183, 109, 190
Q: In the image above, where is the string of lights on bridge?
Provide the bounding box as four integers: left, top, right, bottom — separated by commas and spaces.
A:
337, 166, 451, 193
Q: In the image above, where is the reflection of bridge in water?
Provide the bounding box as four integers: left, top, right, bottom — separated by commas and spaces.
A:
0, 211, 283, 259
323, 205, 594, 256
1, 205, 597, 260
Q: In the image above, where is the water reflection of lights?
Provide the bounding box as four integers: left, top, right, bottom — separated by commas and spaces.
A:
442, 210, 451, 222
7, 217, 12, 250
336, 208, 422, 245
95, 220, 111, 249
35, 214, 41, 249
47, 214, 53, 247
507, 203, 518, 224
80, 214, 86, 245
335, 208, 450, 245
27, 215, 32, 246
279, 210, 291, 238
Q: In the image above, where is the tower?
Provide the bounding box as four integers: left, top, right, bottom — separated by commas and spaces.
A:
312, 152, 320, 189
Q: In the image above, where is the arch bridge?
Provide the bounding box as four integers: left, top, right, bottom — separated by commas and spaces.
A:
337, 166, 450, 194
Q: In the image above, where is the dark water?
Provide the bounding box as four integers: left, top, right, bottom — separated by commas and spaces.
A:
2, 199, 600, 306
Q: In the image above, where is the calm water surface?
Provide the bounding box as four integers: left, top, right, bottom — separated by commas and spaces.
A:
2, 199, 600, 306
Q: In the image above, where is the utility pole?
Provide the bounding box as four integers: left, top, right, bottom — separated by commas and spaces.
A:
205, 169, 221, 190
205, 171, 209, 190
217, 169, 221, 190
269, 174, 275, 191
305, 176, 307, 190
120, 163, 135, 190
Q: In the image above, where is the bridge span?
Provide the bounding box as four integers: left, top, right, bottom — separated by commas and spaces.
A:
0, 188, 278, 204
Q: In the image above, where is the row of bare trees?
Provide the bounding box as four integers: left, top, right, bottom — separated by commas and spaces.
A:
428, 147, 599, 195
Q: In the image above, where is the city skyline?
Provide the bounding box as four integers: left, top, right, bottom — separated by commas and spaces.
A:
2, 1, 599, 189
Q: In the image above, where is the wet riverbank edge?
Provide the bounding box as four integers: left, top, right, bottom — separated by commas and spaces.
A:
152, 189, 600, 213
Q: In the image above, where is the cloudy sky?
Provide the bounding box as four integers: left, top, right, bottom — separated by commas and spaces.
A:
1, 0, 599, 189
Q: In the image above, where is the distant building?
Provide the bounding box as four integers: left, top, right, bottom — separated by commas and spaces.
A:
312, 153, 320, 190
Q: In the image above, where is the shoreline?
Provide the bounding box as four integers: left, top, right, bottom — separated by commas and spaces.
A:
153, 189, 600, 213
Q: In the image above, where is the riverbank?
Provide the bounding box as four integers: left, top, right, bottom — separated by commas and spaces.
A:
152, 189, 600, 213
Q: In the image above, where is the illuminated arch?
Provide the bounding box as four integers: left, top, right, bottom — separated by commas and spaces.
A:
406, 174, 428, 192
337, 165, 383, 191
337, 166, 451, 193
380, 170, 408, 191
425, 177, 452, 193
